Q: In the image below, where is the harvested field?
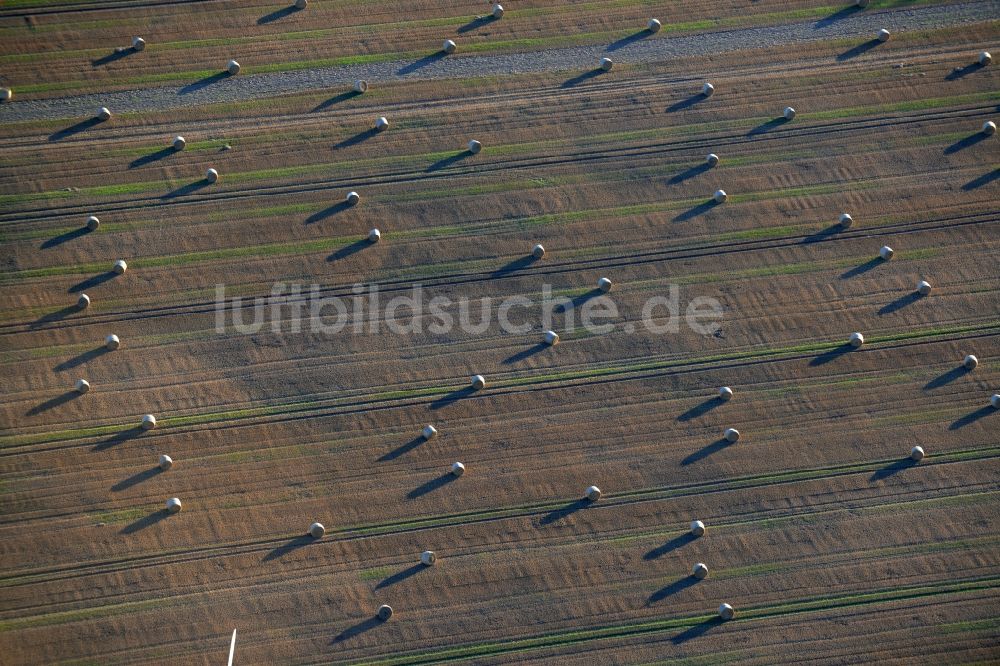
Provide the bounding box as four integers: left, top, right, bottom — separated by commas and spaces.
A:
0, 0, 998, 664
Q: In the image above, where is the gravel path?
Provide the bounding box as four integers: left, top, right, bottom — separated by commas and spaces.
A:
1, 1, 997, 122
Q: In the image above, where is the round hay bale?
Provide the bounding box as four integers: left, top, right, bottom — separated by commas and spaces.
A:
849, 332, 864, 348
690, 520, 706, 536
839, 213, 854, 228
141, 414, 157, 430
724, 427, 740, 443
982, 121, 997, 136
132, 36, 146, 51
375, 116, 389, 131
309, 522, 325, 538
910, 445, 925, 461
964, 354, 978, 370
159, 454, 173, 470
544, 330, 560, 346
600, 57, 614, 71
377, 604, 393, 621
879, 245, 894, 260
598, 277, 613, 293
420, 550, 437, 566
0, 88, 11, 102
702, 82, 714, 97
97, 107, 112, 121
354, 79, 368, 93
783, 106, 796, 120
492, 3, 504, 19
692, 562, 709, 579
916, 280, 932, 296
451, 461, 465, 476
172, 135, 186, 151
296, 0, 308, 8
227, 60, 241, 75
345, 190, 360, 205
713, 189, 728, 203
442, 39, 457, 54
468, 139, 482, 154
86, 215, 101, 231
206, 168, 219, 183
532, 244, 546, 259
990, 394, 999, 409
166, 497, 182, 513
706, 153, 719, 167
471, 374, 487, 390
719, 386, 733, 401
368, 228, 381, 243
648, 18, 661, 33
113, 259, 128, 275
979, 51, 992, 66
77, 293, 91, 309
718, 603, 735, 620
105, 334, 121, 350
877, 28, 891, 42
585, 485, 602, 501
422, 424, 438, 440
75, 379, 91, 394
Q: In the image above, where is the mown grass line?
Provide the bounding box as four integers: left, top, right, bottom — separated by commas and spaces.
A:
2, 0, 948, 94
3, 88, 995, 210
338, 575, 1000, 665
1, 320, 995, 448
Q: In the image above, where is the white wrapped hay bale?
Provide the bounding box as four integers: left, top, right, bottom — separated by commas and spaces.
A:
597, 277, 613, 293
77, 293, 91, 309
105, 334, 121, 350
173, 135, 186, 151
690, 520, 706, 536
422, 424, 438, 440
141, 414, 157, 430
451, 461, 465, 476
309, 522, 325, 538
159, 454, 173, 470
532, 244, 546, 259
113, 259, 128, 275
964, 354, 978, 370
471, 374, 487, 390
375, 116, 389, 131
783, 106, 796, 120
982, 121, 997, 136
600, 57, 614, 71
718, 603, 735, 620
420, 550, 437, 566
354, 79, 368, 93
879, 245, 894, 260
166, 497, 182, 513
713, 189, 727, 203
97, 107, 112, 121
206, 168, 219, 183
86, 215, 101, 231
849, 332, 864, 348
492, 3, 504, 19
467, 139, 482, 154
442, 39, 457, 54
647, 18, 661, 33
692, 562, 709, 579
877, 28, 891, 42
701, 82, 714, 97
377, 604, 393, 620
916, 280, 932, 296
75, 379, 91, 394
724, 428, 740, 443
227, 60, 241, 75
345, 190, 360, 205
979, 51, 992, 66
132, 37, 146, 51
706, 153, 719, 167
368, 228, 381, 243
0, 88, 11, 102
910, 446, 925, 461
584, 485, 602, 501
719, 386, 733, 401
544, 330, 560, 346
839, 213, 854, 228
